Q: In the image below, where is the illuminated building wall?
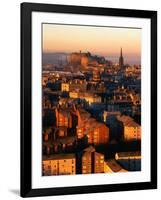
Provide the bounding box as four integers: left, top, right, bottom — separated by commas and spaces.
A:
69, 92, 101, 104
55, 109, 72, 128
124, 125, 141, 141
117, 115, 141, 141
77, 122, 109, 145
82, 146, 104, 174
43, 154, 76, 176
61, 83, 69, 92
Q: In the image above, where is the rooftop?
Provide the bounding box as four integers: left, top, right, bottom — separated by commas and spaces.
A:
54, 136, 77, 144
84, 145, 95, 152
105, 159, 126, 172
116, 151, 141, 158
43, 153, 75, 161
117, 115, 140, 127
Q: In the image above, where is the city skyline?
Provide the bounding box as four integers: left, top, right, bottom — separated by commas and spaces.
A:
42, 23, 141, 176
43, 24, 141, 65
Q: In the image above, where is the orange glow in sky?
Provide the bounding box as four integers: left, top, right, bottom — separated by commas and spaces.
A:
43, 24, 141, 64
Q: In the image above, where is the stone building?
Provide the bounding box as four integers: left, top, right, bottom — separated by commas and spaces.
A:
55, 107, 78, 129
115, 151, 141, 171
61, 79, 87, 92
42, 154, 76, 176
69, 92, 101, 105
82, 146, 104, 174
76, 109, 109, 145
117, 115, 141, 141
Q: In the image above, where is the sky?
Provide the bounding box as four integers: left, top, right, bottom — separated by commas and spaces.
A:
43, 24, 141, 65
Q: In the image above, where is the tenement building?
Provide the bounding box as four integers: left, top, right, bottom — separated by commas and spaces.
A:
117, 115, 141, 141
82, 146, 104, 174
42, 154, 76, 176
76, 109, 109, 145
55, 107, 78, 129
61, 79, 87, 92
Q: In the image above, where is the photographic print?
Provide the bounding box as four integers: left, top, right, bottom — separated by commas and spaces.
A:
42, 24, 141, 176
21, 3, 157, 197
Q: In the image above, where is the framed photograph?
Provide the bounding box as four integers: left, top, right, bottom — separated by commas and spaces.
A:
21, 2, 157, 197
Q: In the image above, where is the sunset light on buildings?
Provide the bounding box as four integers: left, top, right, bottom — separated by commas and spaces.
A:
42, 23, 141, 176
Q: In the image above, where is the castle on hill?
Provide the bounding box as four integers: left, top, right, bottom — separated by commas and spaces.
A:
68, 51, 106, 67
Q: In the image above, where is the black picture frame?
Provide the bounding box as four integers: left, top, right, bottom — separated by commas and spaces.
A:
21, 2, 157, 197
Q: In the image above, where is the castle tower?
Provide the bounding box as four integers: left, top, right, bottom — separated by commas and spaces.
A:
119, 48, 124, 69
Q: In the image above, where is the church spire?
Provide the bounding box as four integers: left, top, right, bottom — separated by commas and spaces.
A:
119, 47, 124, 69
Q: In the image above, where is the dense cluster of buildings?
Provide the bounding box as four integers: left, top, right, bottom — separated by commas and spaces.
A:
42, 49, 141, 176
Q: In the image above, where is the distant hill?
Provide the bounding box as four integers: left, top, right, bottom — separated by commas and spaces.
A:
42, 52, 68, 65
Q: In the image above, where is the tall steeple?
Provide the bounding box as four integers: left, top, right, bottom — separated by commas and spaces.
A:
119, 47, 124, 69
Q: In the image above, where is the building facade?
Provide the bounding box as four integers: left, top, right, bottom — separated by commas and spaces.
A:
43, 154, 76, 176
82, 146, 104, 174
69, 91, 101, 104
76, 109, 109, 145
61, 79, 87, 92
115, 151, 141, 171
61, 82, 69, 92
117, 115, 141, 141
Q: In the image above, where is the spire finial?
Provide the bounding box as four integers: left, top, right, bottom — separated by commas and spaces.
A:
120, 47, 122, 57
